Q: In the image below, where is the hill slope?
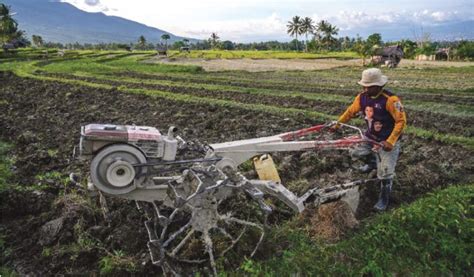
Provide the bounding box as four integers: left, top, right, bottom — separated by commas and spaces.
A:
3, 0, 193, 44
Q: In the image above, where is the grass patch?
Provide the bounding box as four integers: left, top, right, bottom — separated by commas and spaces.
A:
240, 184, 473, 276
99, 250, 138, 275
105, 54, 202, 73
0, 183, 15, 275
0, 142, 13, 192
0, 50, 202, 75
0, 267, 18, 277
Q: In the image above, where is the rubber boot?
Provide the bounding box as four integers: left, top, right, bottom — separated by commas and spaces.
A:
359, 155, 377, 173
374, 179, 392, 211
359, 163, 376, 173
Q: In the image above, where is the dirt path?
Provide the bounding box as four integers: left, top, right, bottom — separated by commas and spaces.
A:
149, 57, 474, 72
399, 59, 474, 68
150, 57, 361, 71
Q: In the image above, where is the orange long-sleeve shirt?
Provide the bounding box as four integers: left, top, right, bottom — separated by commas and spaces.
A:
338, 91, 407, 146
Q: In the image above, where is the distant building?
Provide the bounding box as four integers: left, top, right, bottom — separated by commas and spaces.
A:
416, 48, 450, 61
371, 45, 404, 68
435, 48, 450, 60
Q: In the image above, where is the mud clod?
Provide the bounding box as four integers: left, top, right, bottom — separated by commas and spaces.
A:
310, 201, 359, 242
39, 217, 65, 246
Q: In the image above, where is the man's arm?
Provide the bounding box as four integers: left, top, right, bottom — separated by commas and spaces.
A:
337, 94, 362, 124
385, 96, 407, 146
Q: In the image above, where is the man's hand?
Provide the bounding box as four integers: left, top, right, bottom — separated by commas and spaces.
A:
371, 144, 381, 152
381, 141, 393, 151
328, 122, 341, 133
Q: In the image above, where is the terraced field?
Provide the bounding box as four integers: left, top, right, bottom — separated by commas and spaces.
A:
1, 49, 473, 275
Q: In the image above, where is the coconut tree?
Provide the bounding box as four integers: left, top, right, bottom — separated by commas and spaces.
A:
317, 20, 339, 50
0, 4, 19, 44
161, 33, 170, 50
287, 16, 303, 51
354, 35, 370, 66
301, 17, 314, 52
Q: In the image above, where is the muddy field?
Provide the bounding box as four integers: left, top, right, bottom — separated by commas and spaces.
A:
40, 72, 474, 137
105, 71, 474, 106
1, 71, 473, 275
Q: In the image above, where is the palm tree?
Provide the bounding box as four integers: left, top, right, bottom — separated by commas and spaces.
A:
300, 17, 314, 52
317, 20, 339, 50
161, 33, 170, 50
354, 35, 369, 66
287, 16, 303, 51
0, 4, 19, 44
209, 32, 219, 49
341, 36, 351, 50
137, 35, 146, 49
0, 4, 16, 20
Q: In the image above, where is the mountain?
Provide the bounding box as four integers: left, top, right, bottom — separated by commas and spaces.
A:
2, 0, 195, 44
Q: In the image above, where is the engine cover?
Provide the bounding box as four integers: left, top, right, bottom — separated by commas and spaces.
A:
80, 124, 165, 158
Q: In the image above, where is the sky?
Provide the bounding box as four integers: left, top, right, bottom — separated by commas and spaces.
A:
62, 0, 474, 42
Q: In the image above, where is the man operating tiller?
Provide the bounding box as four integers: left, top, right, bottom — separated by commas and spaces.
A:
333, 68, 407, 211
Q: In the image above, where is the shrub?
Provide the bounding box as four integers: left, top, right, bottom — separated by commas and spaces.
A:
455, 41, 474, 60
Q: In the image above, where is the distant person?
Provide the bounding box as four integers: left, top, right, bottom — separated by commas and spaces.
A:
332, 68, 407, 211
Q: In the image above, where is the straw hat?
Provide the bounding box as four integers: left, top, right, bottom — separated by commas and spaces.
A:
358, 68, 388, 87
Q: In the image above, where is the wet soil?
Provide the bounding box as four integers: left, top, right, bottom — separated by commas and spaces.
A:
109, 71, 474, 105
41, 72, 474, 137
1, 71, 473, 274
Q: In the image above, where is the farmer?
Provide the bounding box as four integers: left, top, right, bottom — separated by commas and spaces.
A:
333, 68, 407, 211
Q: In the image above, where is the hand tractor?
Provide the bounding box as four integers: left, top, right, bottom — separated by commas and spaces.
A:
76, 121, 379, 275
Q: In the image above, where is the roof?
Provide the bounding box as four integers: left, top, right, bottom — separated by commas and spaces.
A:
436, 48, 450, 54
375, 45, 404, 57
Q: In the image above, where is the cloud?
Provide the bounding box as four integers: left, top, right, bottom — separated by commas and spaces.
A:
331, 11, 402, 30
60, 1, 474, 41
61, 0, 108, 12
84, 0, 100, 6
318, 9, 472, 31
178, 13, 288, 42
169, 8, 473, 41
412, 10, 463, 23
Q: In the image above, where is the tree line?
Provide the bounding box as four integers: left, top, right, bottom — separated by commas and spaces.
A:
21, 32, 474, 61
284, 15, 474, 60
